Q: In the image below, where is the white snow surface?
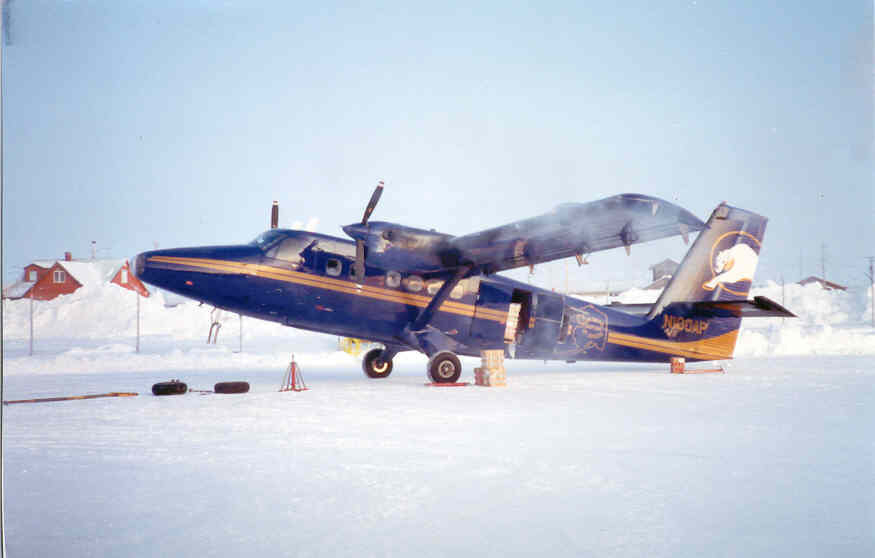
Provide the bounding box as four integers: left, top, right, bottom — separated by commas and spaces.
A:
3, 355, 874, 557
2, 281, 874, 556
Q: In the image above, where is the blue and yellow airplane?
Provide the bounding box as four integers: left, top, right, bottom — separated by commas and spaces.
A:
133, 184, 793, 383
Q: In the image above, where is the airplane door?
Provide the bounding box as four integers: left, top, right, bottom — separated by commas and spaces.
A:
518, 292, 565, 356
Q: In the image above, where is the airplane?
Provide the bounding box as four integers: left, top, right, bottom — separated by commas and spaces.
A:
133, 184, 794, 383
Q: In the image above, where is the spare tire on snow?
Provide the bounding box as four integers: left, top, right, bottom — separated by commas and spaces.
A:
214, 381, 249, 394
152, 381, 188, 396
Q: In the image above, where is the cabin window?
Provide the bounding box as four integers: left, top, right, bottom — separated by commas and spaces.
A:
121, 269, 129, 284
450, 284, 464, 299
269, 237, 311, 267
386, 271, 401, 288
53, 270, 66, 284
403, 275, 424, 292
325, 258, 341, 277
426, 280, 443, 296
313, 239, 356, 259
27, 270, 37, 281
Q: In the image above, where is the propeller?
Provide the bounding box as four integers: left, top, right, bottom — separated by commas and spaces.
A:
361, 181, 384, 225
352, 181, 384, 281
270, 200, 279, 229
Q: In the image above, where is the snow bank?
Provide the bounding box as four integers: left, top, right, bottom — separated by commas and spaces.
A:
863, 285, 874, 324
735, 282, 875, 357
2, 284, 314, 342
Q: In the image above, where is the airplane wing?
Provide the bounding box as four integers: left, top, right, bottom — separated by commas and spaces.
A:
443, 194, 705, 275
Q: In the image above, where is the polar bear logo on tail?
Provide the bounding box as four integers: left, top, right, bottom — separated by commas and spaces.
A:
703, 242, 759, 291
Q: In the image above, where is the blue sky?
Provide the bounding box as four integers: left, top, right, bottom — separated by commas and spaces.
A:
3, 1, 872, 290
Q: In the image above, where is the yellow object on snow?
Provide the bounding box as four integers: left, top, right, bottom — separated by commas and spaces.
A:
339, 337, 366, 356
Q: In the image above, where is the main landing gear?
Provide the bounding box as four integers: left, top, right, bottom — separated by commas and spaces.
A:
362, 348, 393, 379
427, 351, 462, 384
362, 348, 464, 384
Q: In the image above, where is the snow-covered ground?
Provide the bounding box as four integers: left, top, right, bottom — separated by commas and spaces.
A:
2, 283, 874, 556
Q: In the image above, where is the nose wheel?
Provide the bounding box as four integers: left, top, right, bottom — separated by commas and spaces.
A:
362, 348, 393, 379
427, 351, 462, 384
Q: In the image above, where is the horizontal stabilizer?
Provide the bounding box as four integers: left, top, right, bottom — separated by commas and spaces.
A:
665, 296, 796, 318
605, 302, 653, 317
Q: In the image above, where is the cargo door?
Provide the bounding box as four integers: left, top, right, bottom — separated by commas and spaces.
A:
517, 292, 565, 357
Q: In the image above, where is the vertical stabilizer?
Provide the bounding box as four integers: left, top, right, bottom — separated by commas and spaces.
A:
647, 203, 767, 320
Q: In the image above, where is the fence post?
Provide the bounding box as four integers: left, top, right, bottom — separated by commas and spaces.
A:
136, 291, 141, 353
29, 296, 34, 356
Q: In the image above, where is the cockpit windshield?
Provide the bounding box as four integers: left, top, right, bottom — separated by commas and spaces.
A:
251, 230, 356, 266
250, 230, 287, 250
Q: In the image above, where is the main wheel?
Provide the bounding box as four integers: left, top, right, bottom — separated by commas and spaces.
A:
427, 351, 462, 384
362, 348, 393, 379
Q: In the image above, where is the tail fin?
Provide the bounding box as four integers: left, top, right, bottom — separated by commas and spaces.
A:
635, 203, 767, 362
647, 203, 767, 320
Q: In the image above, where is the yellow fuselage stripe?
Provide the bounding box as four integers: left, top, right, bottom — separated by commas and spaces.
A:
607, 330, 737, 360
148, 256, 509, 323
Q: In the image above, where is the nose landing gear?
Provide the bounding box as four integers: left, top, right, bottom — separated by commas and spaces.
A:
362, 348, 394, 379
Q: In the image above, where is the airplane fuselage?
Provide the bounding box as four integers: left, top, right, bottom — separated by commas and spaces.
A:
135, 230, 740, 364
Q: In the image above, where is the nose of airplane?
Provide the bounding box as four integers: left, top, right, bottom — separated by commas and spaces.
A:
130, 244, 263, 292
132, 252, 147, 280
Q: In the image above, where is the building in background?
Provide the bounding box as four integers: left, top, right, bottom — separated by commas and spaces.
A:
3, 252, 149, 300
644, 258, 679, 290
797, 276, 847, 292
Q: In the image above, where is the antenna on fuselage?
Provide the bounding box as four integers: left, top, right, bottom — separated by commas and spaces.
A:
352, 181, 384, 281
270, 200, 279, 229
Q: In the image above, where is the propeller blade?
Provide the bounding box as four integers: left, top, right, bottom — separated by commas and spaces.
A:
361, 181, 384, 225
270, 201, 279, 229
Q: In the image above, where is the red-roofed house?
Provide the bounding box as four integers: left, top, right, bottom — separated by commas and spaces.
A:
798, 276, 847, 291
3, 253, 149, 300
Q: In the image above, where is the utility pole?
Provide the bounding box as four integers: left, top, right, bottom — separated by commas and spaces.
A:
781, 273, 786, 325
799, 249, 803, 281
29, 295, 34, 356
866, 257, 874, 328
820, 243, 827, 280
564, 260, 569, 295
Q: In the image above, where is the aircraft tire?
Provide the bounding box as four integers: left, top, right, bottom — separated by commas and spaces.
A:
214, 381, 250, 394
152, 381, 188, 396
362, 348, 393, 379
427, 351, 462, 384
